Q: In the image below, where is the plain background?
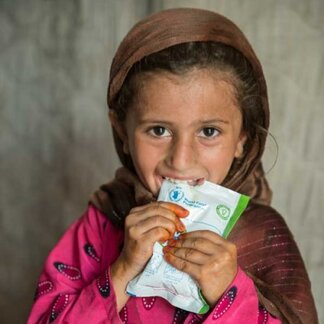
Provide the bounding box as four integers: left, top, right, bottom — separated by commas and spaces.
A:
1, 0, 323, 322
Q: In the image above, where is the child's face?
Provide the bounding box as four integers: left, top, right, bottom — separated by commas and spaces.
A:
115, 69, 246, 196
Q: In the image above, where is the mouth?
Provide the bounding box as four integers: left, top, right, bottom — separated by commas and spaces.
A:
162, 176, 205, 186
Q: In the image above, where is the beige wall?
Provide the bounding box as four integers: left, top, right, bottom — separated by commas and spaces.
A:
1, 0, 323, 322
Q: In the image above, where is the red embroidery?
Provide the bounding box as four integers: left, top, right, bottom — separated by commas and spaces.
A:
173, 308, 188, 323
96, 270, 110, 298
188, 315, 203, 324
258, 304, 269, 324
212, 286, 237, 320
34, 280, 53, 300
49, 294, 69, 322
119, 305, 128, 323
54, 262, 81, 280
84, 243, 100, 262
142, 297, 156, 310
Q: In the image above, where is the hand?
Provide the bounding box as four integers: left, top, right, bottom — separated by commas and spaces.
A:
163, 230, 237, 307
111, 202, 188, 305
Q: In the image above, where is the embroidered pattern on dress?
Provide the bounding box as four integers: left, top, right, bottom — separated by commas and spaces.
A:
212, 286, 237, 320
84, 243, 100, 262
49, 294, 69, 323
142, 297, 156, 310
120, 305, 128, 323
258, 304, 269, 324
188, 315, 203, 324
54, 262, 81, 280
173, 308, 189, 324
34, 280, 54, 300
96, 269, 110, 298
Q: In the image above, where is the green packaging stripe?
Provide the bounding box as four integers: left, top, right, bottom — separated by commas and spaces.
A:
198, 303, 210, 315
197, 289, 210, 314
222, 195, 250, 238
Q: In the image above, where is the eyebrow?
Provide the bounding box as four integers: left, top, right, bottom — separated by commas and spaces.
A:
198, 118, 230, 125
137, 118, 230, 125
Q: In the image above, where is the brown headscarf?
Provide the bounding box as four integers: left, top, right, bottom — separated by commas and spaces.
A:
91, 8, 318, 323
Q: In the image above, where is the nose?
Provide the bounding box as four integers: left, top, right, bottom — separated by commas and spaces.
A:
165, 136, 197, 172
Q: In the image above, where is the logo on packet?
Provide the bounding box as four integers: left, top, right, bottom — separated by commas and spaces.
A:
169, 188, 184, 202
216, 204, 231, 220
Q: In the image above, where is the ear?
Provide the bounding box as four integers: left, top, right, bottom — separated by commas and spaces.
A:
108, 110, 130, 154
234, 133, 247, 158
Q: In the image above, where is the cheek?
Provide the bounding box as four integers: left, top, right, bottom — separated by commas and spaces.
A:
207, 153, 234, 170
128, 137, 145, 167
129, 137, 161, 173
200, 146, 237, 177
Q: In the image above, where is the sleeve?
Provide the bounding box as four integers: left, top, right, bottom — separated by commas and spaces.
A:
199, 267, 281, 323
27, 204, 123, 324
229, 203, 318, 324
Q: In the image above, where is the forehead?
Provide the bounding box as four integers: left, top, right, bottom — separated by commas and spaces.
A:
132, 68, 240, 116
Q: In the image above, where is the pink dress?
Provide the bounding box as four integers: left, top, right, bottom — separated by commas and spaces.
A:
28, 204, 281, 323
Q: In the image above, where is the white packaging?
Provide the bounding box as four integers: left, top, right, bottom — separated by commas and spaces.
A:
126, 179, 249, 314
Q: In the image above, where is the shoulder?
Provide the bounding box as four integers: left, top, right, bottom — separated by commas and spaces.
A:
85, 203, 124, 237
228, 201, 296, 255
233, 201, 291, 235
63, 204, 123, 244
245, 201, 285, 222
83, 203, 110, 230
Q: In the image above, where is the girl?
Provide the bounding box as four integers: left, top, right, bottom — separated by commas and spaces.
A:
28, 8, 318, 323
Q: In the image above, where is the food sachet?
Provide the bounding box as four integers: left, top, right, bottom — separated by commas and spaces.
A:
126, 179, 250, 314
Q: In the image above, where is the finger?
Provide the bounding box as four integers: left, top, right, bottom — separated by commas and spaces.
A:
163, 246, 209, 265
129, 203, 187, 232
162, 202, 189, 218
140, 216, 178, 237
180, 230, 225, 243
167, 236, 217, 255
143, 226, 173, 244
129, 215, 178, 239
164, 251, 201, 279
181, 231, 237, 255
131, 202, 189, 218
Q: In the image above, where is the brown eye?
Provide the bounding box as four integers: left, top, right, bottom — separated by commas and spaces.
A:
199, 127, 219, 138
149, 126, 171, 137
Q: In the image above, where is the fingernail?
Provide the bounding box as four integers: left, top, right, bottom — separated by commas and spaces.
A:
167, 204, 189, 218
177, 221, 186, 232
178, 209, 189, 218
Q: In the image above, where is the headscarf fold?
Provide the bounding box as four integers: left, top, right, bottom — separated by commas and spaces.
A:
90, 8, 318, 323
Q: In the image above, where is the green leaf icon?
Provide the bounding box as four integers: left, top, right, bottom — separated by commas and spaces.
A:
216, 204, 231, 220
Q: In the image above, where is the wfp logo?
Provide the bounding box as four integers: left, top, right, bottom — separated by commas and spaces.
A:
169, 188, 184, 202
216, 204, 231, 220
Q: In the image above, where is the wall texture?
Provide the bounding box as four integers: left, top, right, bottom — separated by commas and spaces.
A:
1, 0, 323, 322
